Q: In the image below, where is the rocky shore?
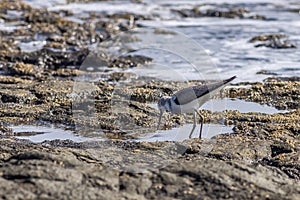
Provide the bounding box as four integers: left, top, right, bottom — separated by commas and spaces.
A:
0, 1, 299, 199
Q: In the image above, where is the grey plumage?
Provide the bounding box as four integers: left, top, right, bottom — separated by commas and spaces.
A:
172, 76, 236, 105
157, 76, 237, 138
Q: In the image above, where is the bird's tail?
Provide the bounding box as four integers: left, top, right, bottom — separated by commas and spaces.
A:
223, 76, 237, 84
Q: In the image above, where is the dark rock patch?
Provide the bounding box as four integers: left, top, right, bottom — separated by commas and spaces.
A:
109, 55, 153, 69
173, 6, 266, 20
249, 34, 297, 49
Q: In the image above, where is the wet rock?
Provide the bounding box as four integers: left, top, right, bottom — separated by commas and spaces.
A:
0, 39, 21, 60
254, 40, 297, 49
156, 159, 299, 199
249, 34, 297, 49
261, 151, 300, 180
0, 143, 120, 199
44, 41, 67, 51
8, 48, 90, 70
0, 75, 159, 134
107, 72, 137, 82
24, 8, 62, 24
173, 6, 266, 19
287, 8, 300, 13
205, 8, 249, 18
93, 14, 136, 35
0, 1, 299, 198
0, 0, 135, 74
225, 77, 300, 110
256, 70, 278, 75
0, 0, 32, 12
0, 138, 299, 199
52, 68, 85, 77
0, 89, 37, 104
172, 7, 203, 18
110, 12, 148, 22
228, 110, 300, 137
0, 75, 31, 84
249, 34, 287, 43
0, 79, 74, 125
109, 55, 152, 69
266, 76, 300, 82
3, 62, 42, 77
0, 123, 13, 135
270, 140, 294, 157
154, 29, 177, 35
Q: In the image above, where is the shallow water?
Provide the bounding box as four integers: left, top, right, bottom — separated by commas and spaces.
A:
134, 123, 234, 142
12, 123, 233, 143
202, 98, 287, 114
14, 125, 103, 143
18, 41, 46, 53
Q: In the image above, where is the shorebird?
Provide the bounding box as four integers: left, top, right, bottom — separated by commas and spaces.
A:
157, 76, 236, 138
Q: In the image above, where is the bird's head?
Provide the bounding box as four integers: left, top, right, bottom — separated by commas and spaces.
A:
157, 96, 169, 112
156, 96, 170, 130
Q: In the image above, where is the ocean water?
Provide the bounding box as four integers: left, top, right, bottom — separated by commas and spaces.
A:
22, 0, 300, 82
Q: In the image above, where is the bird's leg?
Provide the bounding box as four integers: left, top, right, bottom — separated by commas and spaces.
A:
194, 109, 204, 139
157, 110, 163, 130
189, 111, 197, 138
182, 113, 187, 123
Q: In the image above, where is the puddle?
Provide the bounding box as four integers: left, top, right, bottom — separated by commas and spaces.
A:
149, 98, 286, 114
12, 123, 232, 143
202, 98, 287, 114
18, 41, 46, 53
13, 125, 103, 143
0, 22, 21, 32
134, 123, 234, 142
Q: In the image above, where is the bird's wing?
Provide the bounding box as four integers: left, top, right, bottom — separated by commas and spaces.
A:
172, 85, 209, 105
172, 76, 236, 105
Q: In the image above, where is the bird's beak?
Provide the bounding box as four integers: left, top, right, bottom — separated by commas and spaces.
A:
157, 109, 163, 130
